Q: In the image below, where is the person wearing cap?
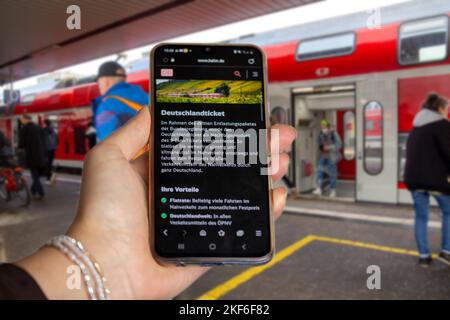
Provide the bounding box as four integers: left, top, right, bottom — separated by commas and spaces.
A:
93, 61, 149, 142
312, 119, 342, 198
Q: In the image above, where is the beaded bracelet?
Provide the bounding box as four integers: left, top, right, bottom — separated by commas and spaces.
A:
46, 235, 110, 300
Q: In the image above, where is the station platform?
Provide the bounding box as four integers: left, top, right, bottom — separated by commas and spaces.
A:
284, 197, 442, 228
0, 174, 448, 299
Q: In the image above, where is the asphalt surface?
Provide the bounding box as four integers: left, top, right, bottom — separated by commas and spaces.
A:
0, 178, 79, 261
0, 178, 449, 299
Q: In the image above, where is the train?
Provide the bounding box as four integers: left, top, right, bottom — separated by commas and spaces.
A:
0, 1, 449, 204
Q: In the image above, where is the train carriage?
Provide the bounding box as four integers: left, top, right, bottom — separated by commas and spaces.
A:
245, 0, 450, 204
0, 0, 449, 205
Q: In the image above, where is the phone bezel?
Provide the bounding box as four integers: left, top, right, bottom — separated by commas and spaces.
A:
149, 43, 274, 266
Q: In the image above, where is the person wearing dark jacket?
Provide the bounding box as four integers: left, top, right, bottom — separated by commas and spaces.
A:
42, 119, 58, 185
18, 115, 47, 199
404, 93, 450, 267
0, 130, 13, 167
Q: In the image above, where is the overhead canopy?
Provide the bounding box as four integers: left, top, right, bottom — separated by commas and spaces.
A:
0, 0, 318, 84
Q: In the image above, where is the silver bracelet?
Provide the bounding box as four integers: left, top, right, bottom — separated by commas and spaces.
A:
59, 236, 109, 300
46, 235, 110, 300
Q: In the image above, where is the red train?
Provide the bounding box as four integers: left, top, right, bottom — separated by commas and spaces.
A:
1, 1, 449, 204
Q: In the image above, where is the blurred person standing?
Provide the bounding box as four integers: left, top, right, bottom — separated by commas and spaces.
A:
312, 119, 342, 198
18, 115, 46, 199
404, 93, 450, 267
0, 130, 13, 167
42, 119, 58, 185
0, 130, 12, 157
93, 61, 148, 142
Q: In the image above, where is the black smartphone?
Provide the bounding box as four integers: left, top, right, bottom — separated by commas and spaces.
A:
150, 43, 273, 265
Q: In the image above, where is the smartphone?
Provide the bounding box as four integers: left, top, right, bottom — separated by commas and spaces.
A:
150, 43, 273, 266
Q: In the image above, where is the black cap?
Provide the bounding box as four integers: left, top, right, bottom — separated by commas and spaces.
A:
96, 61, 126, 80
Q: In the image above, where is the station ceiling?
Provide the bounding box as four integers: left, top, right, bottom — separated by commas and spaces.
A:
0, 0, 319, 84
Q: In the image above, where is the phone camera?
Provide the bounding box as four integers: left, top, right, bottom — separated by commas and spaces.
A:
204, 47, 212, 54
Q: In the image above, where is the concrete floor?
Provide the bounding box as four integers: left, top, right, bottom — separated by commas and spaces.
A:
0, 176, 449, 299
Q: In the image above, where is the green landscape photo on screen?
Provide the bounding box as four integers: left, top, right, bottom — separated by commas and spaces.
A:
156, 79, 262, 104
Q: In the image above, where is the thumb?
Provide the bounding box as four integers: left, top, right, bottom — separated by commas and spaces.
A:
100, 107, 151, 161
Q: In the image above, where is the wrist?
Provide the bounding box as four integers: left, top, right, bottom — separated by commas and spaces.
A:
66, 222, 135, 299
16, 246, 89, 300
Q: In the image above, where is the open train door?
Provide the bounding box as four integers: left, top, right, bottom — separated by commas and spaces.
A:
356, 77, 398, 203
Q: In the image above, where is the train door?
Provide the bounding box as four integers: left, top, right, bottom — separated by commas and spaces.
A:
356, 78, 397, 203
292, 84, 356, 200
337, 110, 356, 180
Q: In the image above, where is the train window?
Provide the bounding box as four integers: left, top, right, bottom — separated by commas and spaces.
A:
76, 75, 96, 85
54, 78, 76, 89
343, 111, 355, 161
398, 132, 408, 182
363, 101, 383, 175
20, 94, 35, 105
399, 16, 449, 65
125, 58, 149, 73
296, 32, 356, 61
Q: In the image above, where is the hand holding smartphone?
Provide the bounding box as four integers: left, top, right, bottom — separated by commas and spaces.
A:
150, 44, 273, 266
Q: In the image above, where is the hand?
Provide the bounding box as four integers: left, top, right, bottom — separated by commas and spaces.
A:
20, 107, 296, 300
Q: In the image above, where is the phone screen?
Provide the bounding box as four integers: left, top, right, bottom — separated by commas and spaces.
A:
151, 44, 272, 262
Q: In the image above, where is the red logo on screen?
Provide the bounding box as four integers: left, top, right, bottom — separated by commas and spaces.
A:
161, 68, 173, 77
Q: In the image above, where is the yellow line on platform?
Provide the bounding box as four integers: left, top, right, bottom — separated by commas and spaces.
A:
313, 236, 420, 257
197, 234, 425, 300
196, 235, 316, 300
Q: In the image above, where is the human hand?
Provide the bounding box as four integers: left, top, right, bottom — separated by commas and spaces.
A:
60, 107, 296, 299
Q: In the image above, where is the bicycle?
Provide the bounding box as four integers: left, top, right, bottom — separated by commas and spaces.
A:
0, 161, 31, 207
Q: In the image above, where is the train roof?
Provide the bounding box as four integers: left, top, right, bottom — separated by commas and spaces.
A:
230, 0, 450, 46
0, 0, 319, 84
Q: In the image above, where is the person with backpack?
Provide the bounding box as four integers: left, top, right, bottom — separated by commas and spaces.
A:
18, 115, 47, 199
404, 93, 450, 267
42, 119, 58, 185
93, 61, 148, 142
312, 119, 342, 198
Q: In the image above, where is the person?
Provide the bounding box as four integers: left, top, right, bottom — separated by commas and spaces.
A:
404, 93, 450, 267
85, 120, 97, 150
18, 115, 47, 200
312, 119, 342, 198
42, 119, 58, 185
0, 130, 13, 167
93, 61, 149, 142
0, 107, 296, 299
